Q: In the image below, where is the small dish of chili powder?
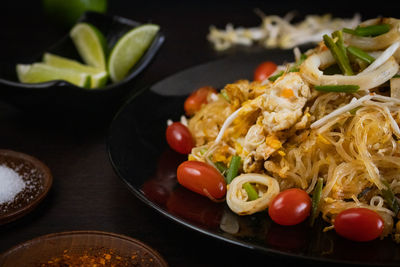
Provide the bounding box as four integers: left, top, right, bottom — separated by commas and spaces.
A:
0, 230, 168, 267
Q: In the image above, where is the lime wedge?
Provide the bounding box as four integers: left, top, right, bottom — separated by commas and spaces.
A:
70, 22, 107, 70
43, 53, 108, 88
108, 24, 159, 82
16, 63, 91, 88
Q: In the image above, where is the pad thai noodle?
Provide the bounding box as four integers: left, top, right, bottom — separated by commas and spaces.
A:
167, 17, 400, 242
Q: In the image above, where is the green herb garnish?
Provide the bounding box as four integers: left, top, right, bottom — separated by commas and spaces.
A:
347, 46, 375, 64
310, 178, 324, 226
343, 24, 391, 37
314, 84, 359, 93
243, 182, 259, 201
225, 155, 241, 184
323, 34, 353, 76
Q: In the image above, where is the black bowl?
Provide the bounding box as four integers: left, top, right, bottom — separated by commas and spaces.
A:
0, 12, 165, 117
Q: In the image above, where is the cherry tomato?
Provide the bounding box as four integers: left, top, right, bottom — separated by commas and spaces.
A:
254, 61, 278, 81
268, 188, 311, 226
334, 208, 384, 242
184, 86, 217, 116
166, 122, 194, 154
177, 161, 226, 200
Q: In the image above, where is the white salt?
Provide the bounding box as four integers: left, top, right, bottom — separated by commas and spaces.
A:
0, 165, 25, 205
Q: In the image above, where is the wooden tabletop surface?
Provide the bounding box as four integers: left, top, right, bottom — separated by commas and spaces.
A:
0, 1, 396, 266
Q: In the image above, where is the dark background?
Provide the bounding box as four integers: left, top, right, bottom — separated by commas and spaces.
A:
0, 1, 399, 266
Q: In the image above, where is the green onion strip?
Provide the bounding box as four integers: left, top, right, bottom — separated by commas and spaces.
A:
215, 162, 227, 176
243, 182, 259, 201
268, 54, 307, 82
314, 84, 360, 93
381, 180, 400, 216
310, 178, 324, 226
332, 30, 347, 59
323, 34, 353, 76
226, 155, 241, 184
268, 71, 284, 82
347, 46, 375, 64
343, 24, 391, 37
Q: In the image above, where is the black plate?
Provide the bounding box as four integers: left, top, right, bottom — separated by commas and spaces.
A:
107, 51, 400, 266
0, 12, 164, 117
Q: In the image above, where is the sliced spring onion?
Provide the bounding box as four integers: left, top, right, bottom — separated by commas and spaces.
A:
215, 162, 228, 175
381, 180, 400, 215
347, 46, 375, 64
289, 54, 307, 72
200, 147, 207, 155
226, 155, 241, 184
332, 30, 347, 58
310, 177, 323, 226
323, 34, 353, 76
269, 55, 307, 81
342, 28, 356, 35
243, 182, 259, 201
268, 71, 284, 82
220, 89, 230, 102
314, 84, 360, 93
343, 24, 391, 37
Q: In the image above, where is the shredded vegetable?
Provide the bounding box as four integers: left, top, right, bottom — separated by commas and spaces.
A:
207, 12, 361, 50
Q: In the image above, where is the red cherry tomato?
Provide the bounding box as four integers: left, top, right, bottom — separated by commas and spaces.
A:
334, 208, 384, 242
184, 86, 217, 116
177, 161, 226, 200
166, 122, 194, 154
268, 188, 311, 226
254, 61, 278, 81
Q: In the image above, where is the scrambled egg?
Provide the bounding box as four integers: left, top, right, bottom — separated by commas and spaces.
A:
188, 72, 312, 172
228, 72, 312, 172
261, 72, 311, 134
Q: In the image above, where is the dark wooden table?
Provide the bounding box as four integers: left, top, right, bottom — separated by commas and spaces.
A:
0, 1, 396, 266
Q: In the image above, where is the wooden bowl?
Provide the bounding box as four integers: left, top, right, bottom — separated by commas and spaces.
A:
0, 230, 169, 266
0, 149, 52, 225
